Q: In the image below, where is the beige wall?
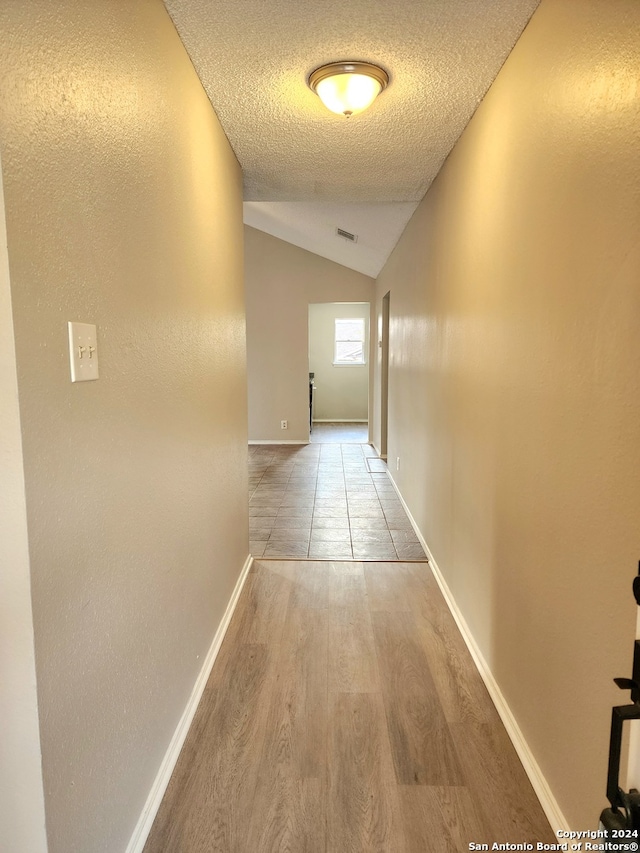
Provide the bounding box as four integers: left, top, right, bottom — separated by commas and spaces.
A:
309, 302, 369, 422
373, 0, 640, 828
245, 226, 374, 442
0, 2, 248, 852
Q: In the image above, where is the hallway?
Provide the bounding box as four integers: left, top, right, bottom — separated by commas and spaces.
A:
4, 2, 639, 848
143, 558, 554, 851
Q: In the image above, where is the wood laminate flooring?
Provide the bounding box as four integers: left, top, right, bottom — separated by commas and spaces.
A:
144, 560, 555, 853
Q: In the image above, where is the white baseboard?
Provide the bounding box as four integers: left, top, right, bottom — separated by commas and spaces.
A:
312, 419, 368, 423
386, 472, 569, 834
248, 440, 308, 445
126, 553, 254, 853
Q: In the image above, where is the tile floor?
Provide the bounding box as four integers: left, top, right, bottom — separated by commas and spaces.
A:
309, 421, 368, 443
249, 442, 427, 561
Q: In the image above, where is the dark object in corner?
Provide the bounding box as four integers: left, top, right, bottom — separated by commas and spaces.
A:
599, 562, 640, 845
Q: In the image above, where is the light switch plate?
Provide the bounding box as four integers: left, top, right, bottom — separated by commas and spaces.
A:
68, 322, 99, 382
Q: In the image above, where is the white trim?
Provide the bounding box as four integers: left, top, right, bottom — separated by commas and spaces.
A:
312, 419, 368, 424
248, 440, 308, 445
126, 554, 254, 853
386, 472, 570, 834
0, 147, 48, 853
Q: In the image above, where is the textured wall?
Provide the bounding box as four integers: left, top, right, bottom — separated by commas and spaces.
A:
245, 226, 374, 442
0, 2, 247, 851
373, 0, 640, 828
309, 302, 369, 421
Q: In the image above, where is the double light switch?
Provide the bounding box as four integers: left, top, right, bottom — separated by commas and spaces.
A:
68, 322, 99, 382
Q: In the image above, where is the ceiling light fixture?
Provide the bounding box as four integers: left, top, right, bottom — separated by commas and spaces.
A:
308, 61, 389, 118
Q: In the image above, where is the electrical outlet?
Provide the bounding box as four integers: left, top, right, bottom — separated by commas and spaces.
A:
396, 456, 400, 471
281, 420, 288, 429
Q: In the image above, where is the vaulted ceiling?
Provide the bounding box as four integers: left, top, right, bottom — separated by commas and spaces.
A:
164, 0, 540, 276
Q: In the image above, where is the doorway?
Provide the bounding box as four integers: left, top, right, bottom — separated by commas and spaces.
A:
379, 291, 390, 459
308, 302, 370, 443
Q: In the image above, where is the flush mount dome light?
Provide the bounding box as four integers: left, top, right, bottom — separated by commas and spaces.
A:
308, 61, 389, 117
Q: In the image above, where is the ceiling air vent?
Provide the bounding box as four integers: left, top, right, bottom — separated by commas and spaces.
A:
336, 227, 358, 243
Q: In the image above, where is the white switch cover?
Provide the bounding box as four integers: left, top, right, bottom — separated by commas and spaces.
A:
68, 322, 99, 382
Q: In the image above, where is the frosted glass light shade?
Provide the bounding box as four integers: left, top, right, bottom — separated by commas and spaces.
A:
309, 62, 389, 117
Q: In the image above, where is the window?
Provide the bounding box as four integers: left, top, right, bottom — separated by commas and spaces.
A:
334, 317, 366, 365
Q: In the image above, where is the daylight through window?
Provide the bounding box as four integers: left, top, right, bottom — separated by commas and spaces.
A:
334, 318, 366, 365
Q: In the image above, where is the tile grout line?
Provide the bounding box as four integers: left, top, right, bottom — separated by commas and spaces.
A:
249, 443, 426, 562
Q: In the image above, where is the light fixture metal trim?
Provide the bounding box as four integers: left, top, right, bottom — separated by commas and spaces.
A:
308, 61, 389, 117
308, 61, 389, 93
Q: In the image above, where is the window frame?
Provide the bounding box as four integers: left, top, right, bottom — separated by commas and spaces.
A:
333, 317, 367, 366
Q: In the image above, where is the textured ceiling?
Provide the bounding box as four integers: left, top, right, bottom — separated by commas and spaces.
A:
164, 0, 540, 274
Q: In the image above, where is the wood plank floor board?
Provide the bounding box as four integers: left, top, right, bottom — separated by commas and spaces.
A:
289, 561, 333, 610
371, 609, 465, 786
288, 560, 367, 611
246, 607, 328, 852
364, 562, 415, 611
399, 785, 488, 853
326, 561, 368, 610
328, 606, 380, 694
246, 776, 325, 853
143, 643, 273, 853
407, 566, 496, 725
201, 562, 292, 698
197, 586, 256, 695
230, 567, 292, 645
251, 559, 300, 581
449, 720, 556, 844
274, 605, 329, 778
327, 692, 407, 853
